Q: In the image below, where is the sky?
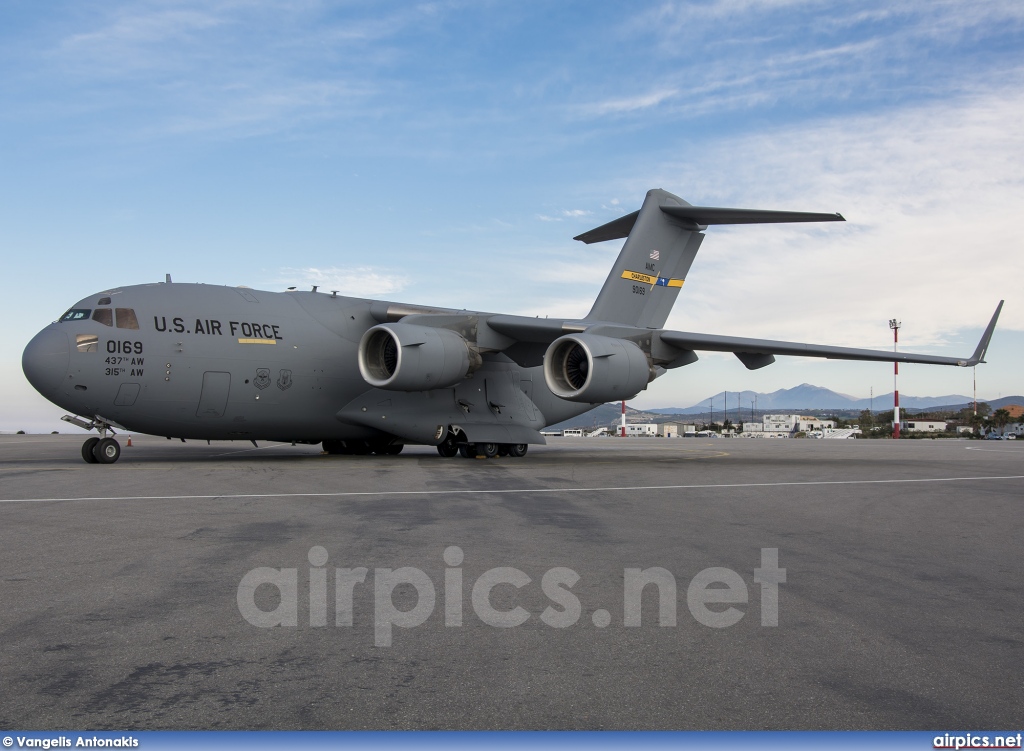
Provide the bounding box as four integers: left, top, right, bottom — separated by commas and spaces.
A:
2, 0, 1023, 432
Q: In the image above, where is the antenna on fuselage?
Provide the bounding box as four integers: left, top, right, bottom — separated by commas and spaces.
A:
165, 274, 172, 283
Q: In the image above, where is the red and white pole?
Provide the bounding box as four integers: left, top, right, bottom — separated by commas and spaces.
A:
890, 319, 901, 439
621, 400, 626, 437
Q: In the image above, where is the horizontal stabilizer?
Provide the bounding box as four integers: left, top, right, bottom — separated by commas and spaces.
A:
574, 204, 843, 244
660, 206, 845, 230
573, 211, 640, 244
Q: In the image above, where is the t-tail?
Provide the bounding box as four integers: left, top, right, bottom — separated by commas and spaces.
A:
576, 188, 845, 328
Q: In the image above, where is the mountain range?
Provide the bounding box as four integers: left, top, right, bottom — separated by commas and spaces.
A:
649, 383, 987, 413
545, 384, 1024, 430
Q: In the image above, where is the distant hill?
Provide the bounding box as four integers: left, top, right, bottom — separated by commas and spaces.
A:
652, 383, 977, 414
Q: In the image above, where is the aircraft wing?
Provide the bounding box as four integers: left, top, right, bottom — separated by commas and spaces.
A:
486, 301, 1003, 370
657, 300, 1001, 370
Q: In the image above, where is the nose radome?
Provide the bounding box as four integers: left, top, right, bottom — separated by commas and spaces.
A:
23, 328, 70, 399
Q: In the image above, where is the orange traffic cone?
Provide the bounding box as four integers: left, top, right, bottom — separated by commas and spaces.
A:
127, 435, 133, 447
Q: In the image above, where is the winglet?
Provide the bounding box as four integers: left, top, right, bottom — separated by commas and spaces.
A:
965, 300, 1003, 365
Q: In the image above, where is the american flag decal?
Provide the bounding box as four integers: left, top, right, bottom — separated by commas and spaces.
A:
650, 250, 660, 260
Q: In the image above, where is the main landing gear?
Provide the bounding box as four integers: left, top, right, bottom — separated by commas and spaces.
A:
322, 439, 404, 456
443, 441, 528, 459
434, 428, 528, 459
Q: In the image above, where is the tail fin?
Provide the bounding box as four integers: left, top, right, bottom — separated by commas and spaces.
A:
578, 188, 844, 328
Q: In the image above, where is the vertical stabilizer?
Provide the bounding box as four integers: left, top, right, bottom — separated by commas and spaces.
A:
581, 189, 702, 328
577, 188, 844, 328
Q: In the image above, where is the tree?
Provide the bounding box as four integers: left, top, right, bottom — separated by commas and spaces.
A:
859, 410, 875, 430
991, 408, 1012, 435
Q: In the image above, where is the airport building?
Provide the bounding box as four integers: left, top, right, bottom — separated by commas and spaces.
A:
613, 423, 696, 437
749, 415, 837, 437
904, 420, 950, 433
624, 423, 658, 437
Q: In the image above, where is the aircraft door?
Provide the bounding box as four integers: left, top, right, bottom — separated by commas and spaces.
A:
196, 371, 231, 418
512, 371, 538, 421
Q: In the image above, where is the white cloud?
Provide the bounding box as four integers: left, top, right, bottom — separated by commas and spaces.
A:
624, 84, 1024, 347
576, 88, 679, 117
277, 266, 410, 296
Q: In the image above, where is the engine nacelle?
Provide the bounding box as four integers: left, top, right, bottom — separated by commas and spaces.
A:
358, 323, 480, 391
543, 333, 651, 403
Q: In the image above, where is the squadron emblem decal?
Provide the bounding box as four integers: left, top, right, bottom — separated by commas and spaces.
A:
254, 368, 271, 390
277, 369, 293, 390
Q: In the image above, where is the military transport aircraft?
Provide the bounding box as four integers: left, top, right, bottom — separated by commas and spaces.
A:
22, 188, 1002, 464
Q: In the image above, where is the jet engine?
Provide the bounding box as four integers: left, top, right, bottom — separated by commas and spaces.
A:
543, 333, 651, 403
358, 323, 480, 391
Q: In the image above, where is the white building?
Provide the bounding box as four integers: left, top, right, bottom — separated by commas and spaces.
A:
904, 420, 949, 433
763, 415, 798, 432
759, 414, 835, 437
798, 417, 836, 431
624, 423, 658, 437
659, 423, 678, 437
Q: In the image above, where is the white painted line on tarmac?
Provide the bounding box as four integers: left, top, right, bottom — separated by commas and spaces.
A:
965, 447, 1023, 454
2, 474, 1023, 504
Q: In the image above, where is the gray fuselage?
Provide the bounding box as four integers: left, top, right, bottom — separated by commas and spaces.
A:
22, 283, 595, 444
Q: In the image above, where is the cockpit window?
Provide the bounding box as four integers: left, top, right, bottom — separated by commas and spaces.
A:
76, 334, 99, 353
60, 308, 91, 322
92, 309, 113, 327
97, 297, 112, 306
115, 308, 140, 330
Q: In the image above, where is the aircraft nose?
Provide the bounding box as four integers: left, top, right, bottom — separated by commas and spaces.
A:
22, 327, 70, 398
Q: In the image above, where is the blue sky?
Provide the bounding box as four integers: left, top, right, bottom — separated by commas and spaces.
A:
2, 0, 1023, 431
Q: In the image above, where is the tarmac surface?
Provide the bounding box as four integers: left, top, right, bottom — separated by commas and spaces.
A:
1, 433, 1022, 730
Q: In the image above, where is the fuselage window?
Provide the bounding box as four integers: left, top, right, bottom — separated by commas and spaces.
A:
76, 334, 99, 353
92, 309, 113, 327
60, 308, 91, 322
115, 308, 140, 330
97, 297, 112, 306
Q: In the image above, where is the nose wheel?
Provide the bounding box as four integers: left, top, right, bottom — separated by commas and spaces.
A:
82, 437, 100, 464
82, 436, 121, 464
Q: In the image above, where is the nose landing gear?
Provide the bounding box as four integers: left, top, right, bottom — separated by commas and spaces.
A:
65, 415, 123, 464
80, 434, 122, 464
93, 437, 121, 464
